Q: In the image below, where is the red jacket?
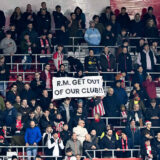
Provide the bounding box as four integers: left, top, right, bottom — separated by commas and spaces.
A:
142, 79, 160, 99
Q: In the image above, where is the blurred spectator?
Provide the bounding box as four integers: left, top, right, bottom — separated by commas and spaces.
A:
103, 88, 120, 117
64, 148, 76, 160
116, 28, 129, 46
130, 13, 143, 37
117, 7, 130, 30
66, 132, 82, 156
53, 113, 64, 132
41, 64, 53, 90
136, 38, 145, 53
47, 130, 64, 157
84, 49, 100, 73
142, 6, 157, 27
53, 45, 64, 71
59, 98, 74, 124
25, 121, 42, 160
102, 24, 115, 46
6, 84, 18, 104
142, 121, 155, 139
34, 106, 43, 123
0, 10, 5, 29
73, 120, 88, 144
100, 6, 113, 26
20, 33, 32, 71
154, 132, 160, 160
13, 96, 21, 110
47, 32, 55, 53
0, 135, 8, 156
3, 101, 17, 127
144, 19, 159, 38
13, 75, 24, 95
10, 7, 23, 36
30, 72, 45, 98
0, 92, 5, 111
93, 15, 104, 36
74, 7, 86, 29
22, 4, 37, 29
84, 21, 101, 54
118, 46, 133, 73
9, 24, 18, 42
56, 64, 68, 77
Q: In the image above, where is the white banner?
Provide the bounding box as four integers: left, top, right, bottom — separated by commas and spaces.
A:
52, 76, 104, 99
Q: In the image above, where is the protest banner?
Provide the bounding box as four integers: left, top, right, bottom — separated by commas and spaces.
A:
52, 76, 104, 99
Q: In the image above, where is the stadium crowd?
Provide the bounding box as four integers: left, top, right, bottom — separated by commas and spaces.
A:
0, 2, 160, 160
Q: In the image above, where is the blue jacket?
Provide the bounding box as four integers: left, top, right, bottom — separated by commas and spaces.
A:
84, 28, 101, 45
25, 126, 42, 145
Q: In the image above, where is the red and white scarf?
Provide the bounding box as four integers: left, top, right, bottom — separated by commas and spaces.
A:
55, 121, 64, 132
145, 144, 152, 157
121, 111, 127, 122
16, 120, 22, 131
40, 38, 50, 54
122, 137, 128, 152
45, 70, 52, 89
53, 51, 64, 71
27, 39, 32, 54
92, 100, 105, 117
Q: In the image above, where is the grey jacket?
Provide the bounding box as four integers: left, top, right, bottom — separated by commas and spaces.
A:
65, 139, 82, 155
0, 37, 17, 54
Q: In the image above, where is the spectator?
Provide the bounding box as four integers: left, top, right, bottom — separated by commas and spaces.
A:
114, 80, 128, 105
66, 132, 82, 156
6, 84, 18, 104
20, 33, 32, 71
132, 65, 147, 86
53, 113, 64, 132
142, 121, 155, 139
56, 64, 68, 77
21, 83, 35, 102
128, 104, 144, 127
102, 24, 115, 46
117, 7, 130, 30
142, 74, 160, 99
13, 113, 23, 134
47, 130, 64, 157
12, 156, 18, 160
39, 89, 51, 111
59, 98, 74, 124
25, 121, 42, 160
13, 96, 21, 109
21, 22, 38, 52
141, 139, 157, 160
73, 120, 88, 144
0, 56, 10, 96
142, 6, 157, 27
0, 135, 8, 156
0, 10, 5, 29
10, 7, 23, 36
125, 119, 141, 147
36, 8, 51, 35
118, 46, 133, 73
64, 148, 76, 160
34, 106, 43, 123
84, 49, 100, 73
13, 75, 24, 95
110, 14, 121, 38
100, 129, 117, 157
83, 134, 99, 156
3, 101, 17, 127
0, 31, 17, 61
29, 99, 37, 111
84, 21, 101, 54
53, 5, 68, 29
154, 132, 160, 160
100, 46, 116, 80
9, 24, 18, 42
93, 15, 104, 36
18, 99, 32, 123
116, 28, 129, 46
137, 43, 157, 72
103, 87, 120, 117
130, 13, 143, 37
53, 45, 64, 71
38, 33, 50, 64
145, 99, 160, 126
30, 72, 45, 98
0, 93, 5, 111
100, 6, 113, 26
89, 114, 105, 137
22, 4, 37, 28
74, 7, 86, 29
41, 63, 53, 90
136, 38, 145, 53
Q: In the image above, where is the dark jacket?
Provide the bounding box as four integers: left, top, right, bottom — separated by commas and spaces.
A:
6, 91, 17, 104
3, 107, 17, 127
20, 89, 35, 102
117, 13, 130, 30
100, 53, 116, 71
56, 71, 68, 77
84, 56, 100, 72
102, 30, 115, 46
142, 13, 157, 26
132, 71, 147, 86
144, 26, 159, 38
130, 20, 143, 37
0, 10, 5, 29
38, 96, 51, 111
13, 80, 24, 95
118, 52, 132, 72
40, 70, 53, 88
60, 130, 71, 145
100, 12, 113, 26
40, 115, 52, 132
103, 94, 120, 117
0, 64, 10, 81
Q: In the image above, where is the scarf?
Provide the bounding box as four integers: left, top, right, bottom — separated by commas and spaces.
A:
122, 138, 128, 152
16, 120, 22, 131
145, 144, 151, 155
27, 39, 32, 54
121, 111, 127, 122
106, 54, 111, 69
40, 38, 50, 54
